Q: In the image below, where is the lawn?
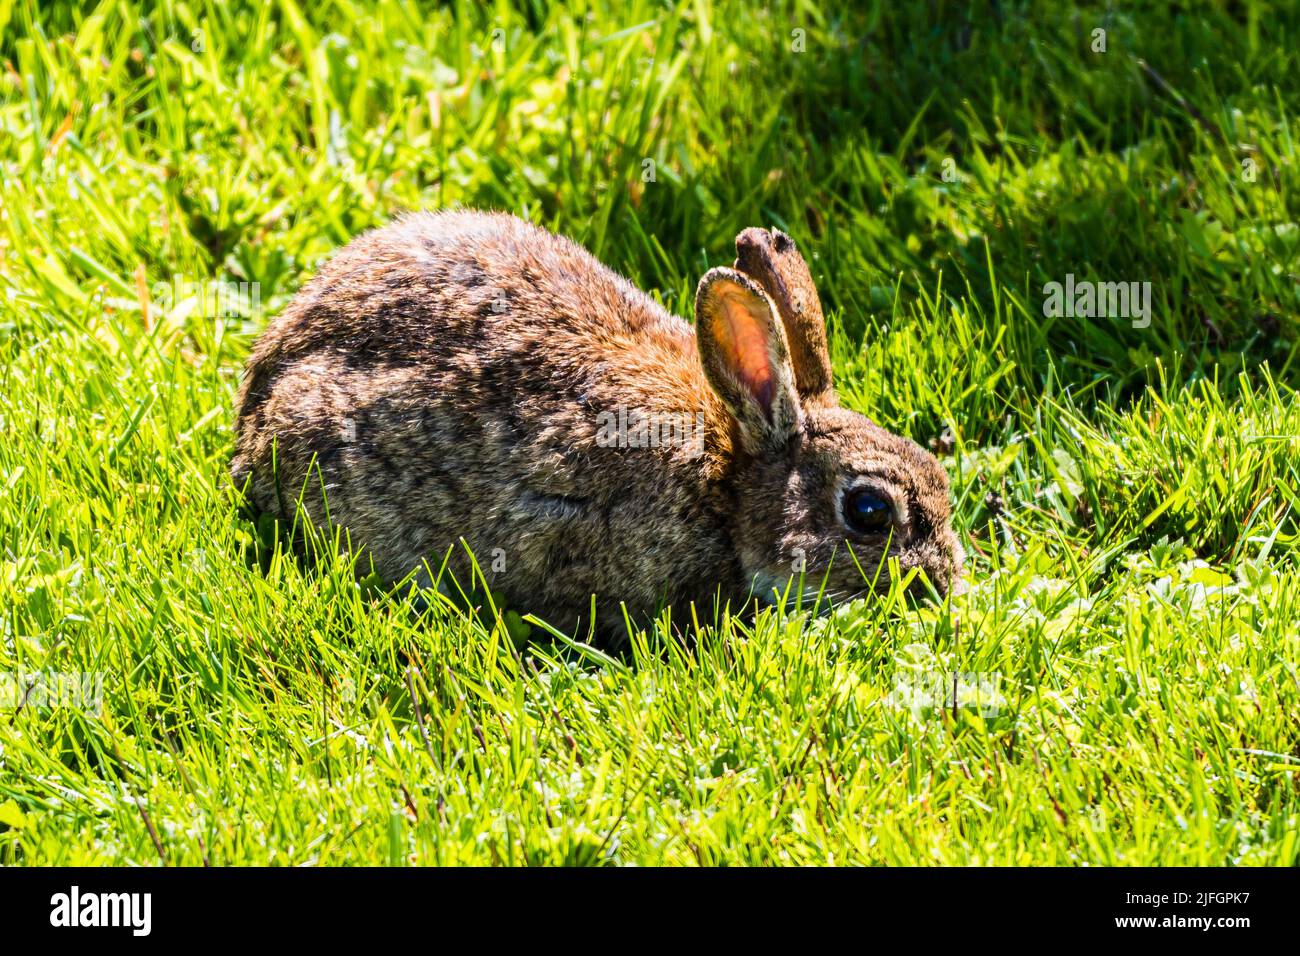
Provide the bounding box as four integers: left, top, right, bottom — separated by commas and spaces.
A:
1, 0, 1298, 865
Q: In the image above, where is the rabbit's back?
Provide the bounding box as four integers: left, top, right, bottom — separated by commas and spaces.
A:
232, 211, 742, 629
237, 211, 690, 414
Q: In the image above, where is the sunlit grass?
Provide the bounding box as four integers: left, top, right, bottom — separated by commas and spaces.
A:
0, 0, 1297, 865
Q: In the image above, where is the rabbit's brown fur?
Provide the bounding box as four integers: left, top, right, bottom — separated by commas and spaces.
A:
231, 210, 961, 638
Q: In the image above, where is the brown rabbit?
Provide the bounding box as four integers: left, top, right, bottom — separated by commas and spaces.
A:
231, 211, 962, 638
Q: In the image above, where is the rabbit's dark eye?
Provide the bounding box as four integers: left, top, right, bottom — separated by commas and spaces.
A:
843, 488, 892, 534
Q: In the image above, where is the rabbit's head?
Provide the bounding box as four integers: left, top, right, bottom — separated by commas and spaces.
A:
696, 228, 963, 606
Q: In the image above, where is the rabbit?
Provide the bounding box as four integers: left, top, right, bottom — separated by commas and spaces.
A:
230, 210, 963, 640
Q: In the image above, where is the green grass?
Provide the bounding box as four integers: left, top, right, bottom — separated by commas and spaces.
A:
1, 0, 1299, 865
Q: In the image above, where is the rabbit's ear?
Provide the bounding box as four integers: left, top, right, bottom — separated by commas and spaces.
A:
733, 228, 835, 406
695, 267, 800, 453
